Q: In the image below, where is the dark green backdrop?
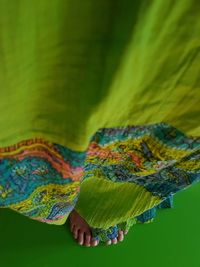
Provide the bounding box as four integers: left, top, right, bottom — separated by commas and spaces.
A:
0, 182, 200, 267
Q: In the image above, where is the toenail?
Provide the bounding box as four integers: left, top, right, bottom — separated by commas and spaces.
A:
106, 240, 111, 245
118, 234, 124, 240
112, 238, 117, 244
78, 239, 83, 245
93, 241, 98, 246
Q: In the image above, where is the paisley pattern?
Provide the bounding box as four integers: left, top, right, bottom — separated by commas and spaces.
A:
0, 138, 85, 223
85, 122, 200, 198
0, 123, 200, 225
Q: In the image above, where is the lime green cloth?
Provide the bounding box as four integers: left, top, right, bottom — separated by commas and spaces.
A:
0, 0, 199, 152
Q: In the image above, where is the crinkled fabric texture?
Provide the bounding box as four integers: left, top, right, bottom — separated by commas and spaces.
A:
0, 123, 199, 229
0, 0, 200, 233
0, 138, 85, 224
0, 0, 200, 152
74, 123, 200, 228
91, 195, 174, 242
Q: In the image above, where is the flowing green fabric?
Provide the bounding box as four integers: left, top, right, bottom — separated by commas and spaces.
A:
0, 0, 199, 152
0, 0, 200, 232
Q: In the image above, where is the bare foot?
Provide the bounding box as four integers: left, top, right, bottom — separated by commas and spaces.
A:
69, 210, 128, 247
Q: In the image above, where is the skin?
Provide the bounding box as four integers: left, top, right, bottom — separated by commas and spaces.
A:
69, 210, 128, 247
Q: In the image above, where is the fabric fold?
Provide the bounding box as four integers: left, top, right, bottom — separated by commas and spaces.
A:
0, 122, 199, 229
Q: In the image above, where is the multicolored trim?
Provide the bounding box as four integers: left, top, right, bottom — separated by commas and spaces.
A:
74, 122, 200, 228
0, 122, 199, 228
84, 122, 200, 198
0, 138, 85, 224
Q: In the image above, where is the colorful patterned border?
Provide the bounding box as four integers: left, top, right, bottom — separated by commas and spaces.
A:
0, 123, 199, 226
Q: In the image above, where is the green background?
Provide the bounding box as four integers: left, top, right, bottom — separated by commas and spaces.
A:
0, 182, 200, 267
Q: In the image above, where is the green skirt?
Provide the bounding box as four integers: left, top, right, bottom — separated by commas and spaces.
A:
0, 0, 200, 241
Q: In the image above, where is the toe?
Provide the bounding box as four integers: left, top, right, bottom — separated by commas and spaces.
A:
124, 230, 129, 235
77, 231, 84, 245
78, 230, 84, 245
70, 223, 75, 232
91, 238, 99, 247
117, 230, 124, 242
106, 239, 112, 245
73, 227, 79, 239
111, 238, 118, 245
84, 232, 91, 247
